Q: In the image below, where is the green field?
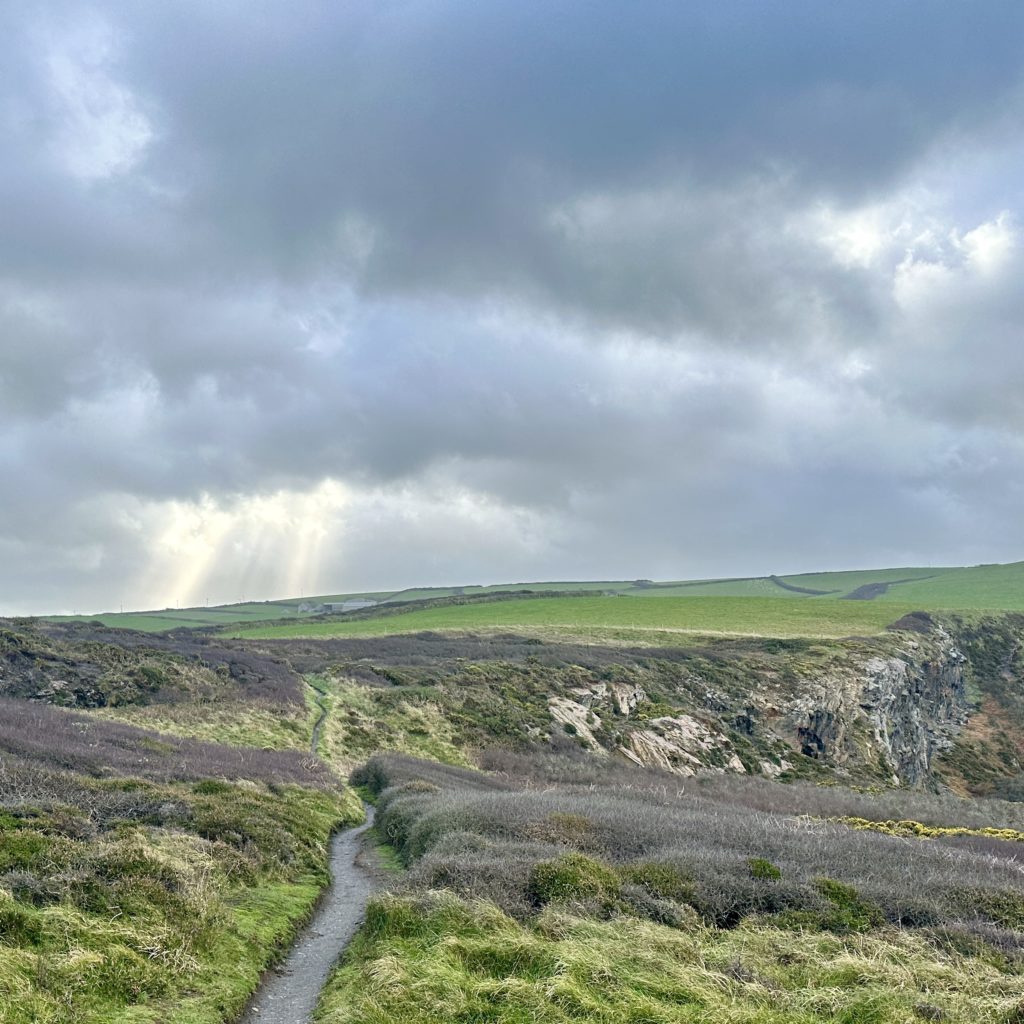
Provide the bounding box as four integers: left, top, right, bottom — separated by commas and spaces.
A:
776, 566, 943, 594
869, 562, 1024, 607
628, 577, 791, 598
44, 560, 1024, 633
233, 594, 918, 641
777, 562, 1024, 606
45, 601, 318, 632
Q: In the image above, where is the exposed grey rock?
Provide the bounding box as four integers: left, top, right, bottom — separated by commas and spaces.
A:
774, 633, 969, 786
619, 714, 746, 777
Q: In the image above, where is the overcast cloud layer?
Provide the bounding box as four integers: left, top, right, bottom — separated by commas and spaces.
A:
2, 1, 1024, 614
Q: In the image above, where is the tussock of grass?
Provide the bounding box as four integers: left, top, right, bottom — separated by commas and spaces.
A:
317, 678, 471, 770
316, 892, 1024, 1023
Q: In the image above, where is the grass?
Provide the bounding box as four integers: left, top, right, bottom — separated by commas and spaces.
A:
39, 559, 1024, 635
319, 753, 1024, 1022
627, 578, 791, 598
234, 595, 918, 641
45, 603, 315, 633
0, 775, 363, 1024
774, 562, 1024, 607
316, 678, 472, 772
90, 697, 317, 753
7, 592, 1024, 1020
0, 673, 364, 1023
874, 562, 1024, 609
316, 893, 1024, 1023
777, 566, 943, 593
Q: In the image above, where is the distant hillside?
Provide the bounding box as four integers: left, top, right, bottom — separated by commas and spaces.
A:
234, 594, 917, 642
42, 559, 1024, 633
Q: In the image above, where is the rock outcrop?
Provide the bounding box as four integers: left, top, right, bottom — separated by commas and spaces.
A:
619, 714, 746, 776
545, 624, 973, 787
549, 679, 750, 777
773, 629, 969, 785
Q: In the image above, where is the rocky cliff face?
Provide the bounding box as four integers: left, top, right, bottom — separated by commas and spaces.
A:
543, 625, 973, 787
774, 629, 970, 785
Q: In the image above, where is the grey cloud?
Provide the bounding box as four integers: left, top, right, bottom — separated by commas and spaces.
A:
1, 2, 1023, 612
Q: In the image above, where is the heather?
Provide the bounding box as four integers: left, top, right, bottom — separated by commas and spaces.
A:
0, 696, 332, 788
1, 619, 303, 708
356, 751, 1024, 944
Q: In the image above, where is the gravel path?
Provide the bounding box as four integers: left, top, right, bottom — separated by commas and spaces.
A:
239, 804, 375, 1024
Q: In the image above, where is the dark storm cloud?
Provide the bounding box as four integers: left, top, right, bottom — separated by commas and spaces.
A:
107, 0, 1024, 337
1, 1, 1023, 612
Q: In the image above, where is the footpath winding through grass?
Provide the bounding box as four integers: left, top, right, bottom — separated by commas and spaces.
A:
239, 808, 375, 1024
235, 595, 918, 641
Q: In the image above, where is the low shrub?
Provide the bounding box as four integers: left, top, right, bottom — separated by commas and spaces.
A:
353, 752, 1024, 941
748, 857, 782, 880
0, 727, 361, 1021
777, 878, 885, 934
623, 861, 693, 901
527, 853, 621, 907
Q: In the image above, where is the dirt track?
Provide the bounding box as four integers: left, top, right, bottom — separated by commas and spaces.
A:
238, 805, 375, 1024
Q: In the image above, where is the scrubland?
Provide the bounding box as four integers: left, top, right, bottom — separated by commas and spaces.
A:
317, 752, 1024, 1023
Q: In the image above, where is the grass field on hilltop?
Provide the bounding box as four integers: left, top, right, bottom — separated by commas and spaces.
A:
779, 562, 1024, 607
234, 594, 918, 641
628, 577, 789, 598
777, 566, 943, 594
45, 601, 312, 632
872, 561, 1024, 608
41, 560, 1024, 633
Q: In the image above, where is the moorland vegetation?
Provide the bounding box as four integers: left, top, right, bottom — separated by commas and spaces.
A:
3, 591, 1024, 1022
318, 751, 1024, 1023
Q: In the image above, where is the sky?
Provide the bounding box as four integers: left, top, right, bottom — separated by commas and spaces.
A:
2, 1, 1024, 614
